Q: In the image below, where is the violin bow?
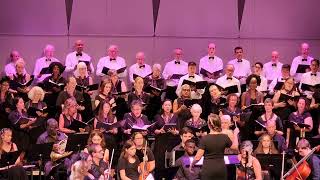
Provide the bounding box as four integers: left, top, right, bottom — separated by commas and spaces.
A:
107, 148, 114, 180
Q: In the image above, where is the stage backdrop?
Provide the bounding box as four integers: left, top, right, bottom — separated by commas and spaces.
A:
0, 0, 320, 82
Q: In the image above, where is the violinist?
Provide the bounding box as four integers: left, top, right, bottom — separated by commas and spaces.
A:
87, 144, 110, 179
132, 132, 155, 179
118, 140, 140, 180
297, 139, 320, 180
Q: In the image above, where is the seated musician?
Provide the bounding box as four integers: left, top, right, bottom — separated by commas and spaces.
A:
237, 141, 262, 180
202, 84, 226, 117
272, 77, 300, 122
185, 104, 207, 138
132, 132, 155, 179
254, 98, 283, 137
122, 100, 150, 136
58, 98, 84, 134
174, 139, 200, 180
87, 144, 110, 179
69, 157, 94, 180
83, 130, 109, 162
295, 139, 320, 180
0, 128, 27, 180
240, 74, 264, 110
221, 115, 239, 154
287, 97, 313, 149
253, 134, 279, 155
25, 86, 47, 118
265, 120, 287, 153
153, 99, 179, 135
118, 140, 140, 180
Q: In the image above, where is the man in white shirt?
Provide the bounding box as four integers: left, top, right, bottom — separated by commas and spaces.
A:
228, 47, 251, 92
199, 43, 223, 82
290, 43, 313, 82
4, 50, 26, 77
176, 62, 204, 99
269, 64, 291, 93
128, 52, 152, 83
65, 40, 94, 74
263, 51, 283, 83
216, 64, 241, 97
33, 44, 60, 83
299, 59, 320, 97
253, 62, 268, 92
96, 45, 127, 78
162, 48, 188, 101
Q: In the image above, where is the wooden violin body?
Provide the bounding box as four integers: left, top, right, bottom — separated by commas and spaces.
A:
285, 160, 311, 180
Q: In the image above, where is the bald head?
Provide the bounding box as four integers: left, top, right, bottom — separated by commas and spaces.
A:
44, 44, 55, 58
10, 50, 20, 62
173, 48, 183, 60
271, 51, 279, 62
75, 40, 84, 53
225, 64, 234, 77
136, 52, 145, 65
301, 43, 310, 56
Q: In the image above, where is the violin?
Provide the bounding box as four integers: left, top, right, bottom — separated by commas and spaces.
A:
283, 145, 320, 180
139, 141, 154, 180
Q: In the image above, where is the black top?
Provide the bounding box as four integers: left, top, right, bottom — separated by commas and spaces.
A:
122, 112, 150, 130
136, 147, 155, 163
0, 91, 14, 113
75, 76, 90, 87
90, 159, 108, 178
153, 113, 178, 130
56, 90, 84, 107
127, 91, 150, 107
118, 156, 140, 180
203, 96, 226, 117
42, 75, 66, 93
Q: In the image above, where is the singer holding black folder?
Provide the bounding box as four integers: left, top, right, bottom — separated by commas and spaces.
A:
58, 98, 84, 134
153, 100, 178, 135
190, 114, 237, 180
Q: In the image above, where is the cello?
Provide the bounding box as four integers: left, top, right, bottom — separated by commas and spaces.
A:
283, 145, 320, 180
139, 141, 154, 180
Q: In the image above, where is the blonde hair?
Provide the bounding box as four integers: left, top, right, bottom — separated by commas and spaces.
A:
74, 62, 88, 77
15, 58, 25, 67
28, 86, 45, 101
63, 98, 77, 114
69, 160, 90, 180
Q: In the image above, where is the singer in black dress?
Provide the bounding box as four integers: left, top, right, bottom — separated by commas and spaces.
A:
190, 114, 234, 180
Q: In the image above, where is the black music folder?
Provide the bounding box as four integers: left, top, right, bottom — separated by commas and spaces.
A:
102, 66, 126, 75
48, 79, 65, 89
75, 83, 99, 91
96, 121, 121, 131
170, 74, 186, 79
65, 133, 89, 152
0, 151, 22, 167
27, 107, 49, 117
39, 67, 50, 74
300, 83, 320, 91
224, 85, 239, 95
163, 123, 177, 131
78, 60, 90, 66
296, 64, 310, 73
182, 79, 208, 89
183, 99, 199, 108
68, 120, 88, 132
274, 81, 284, 91
244, 103, 264, 111
279, 93, 299, 102
10, 75, 34, 88
144, 85, 166, 95
200, 68, 222, 78
26, 143, 54, 162
133, 72, 153, 80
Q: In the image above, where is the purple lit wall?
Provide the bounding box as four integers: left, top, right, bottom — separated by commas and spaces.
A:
0, 0, 320, 76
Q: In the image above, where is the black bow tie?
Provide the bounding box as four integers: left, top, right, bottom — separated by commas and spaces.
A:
226, 77, 232, 80
302, 59, 307, 62
209, 57, 214, 60
110, 58, 116, 61
311, 73, 317, 76
46, 58, 51, 62
237, 59, 242, 63
189, 75, 195, 78
139, 65, 145, 68
174, 61, 180, 64
272, 63, 276, 67
281, 78, 288, 81
76, 52, 82, 57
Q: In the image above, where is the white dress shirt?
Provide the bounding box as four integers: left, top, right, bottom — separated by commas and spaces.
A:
299, 71, 320, 97
33, 57, 60, 83
290, 55, 313, 82
65, 51, 94, 73
176, 74, 204, 99
216, 74, 241, 97
228, 59, 251, 84
263, 61, 283, 82
96, 56, 127, 78
4, 62, 26, 77
162, 59, 188, 87
199, 55, 223, 82
128, 63, 152, 83
257, 75, 268, 92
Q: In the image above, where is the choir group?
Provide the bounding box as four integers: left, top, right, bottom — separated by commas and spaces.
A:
0, 40, 319, 180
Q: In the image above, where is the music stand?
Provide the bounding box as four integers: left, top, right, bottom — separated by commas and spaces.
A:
256, 154, 283, 179
65, 133, 89, 152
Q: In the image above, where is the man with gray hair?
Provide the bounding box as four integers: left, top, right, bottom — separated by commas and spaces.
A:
96, 44, 127, 78
128, 51, 152, 83
290, 43, 313, 82
33, 44, 60, 83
